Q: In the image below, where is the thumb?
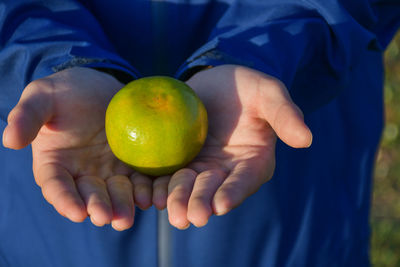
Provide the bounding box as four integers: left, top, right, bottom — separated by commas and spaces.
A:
3, 81, 53, 149
259, 78, 312, 148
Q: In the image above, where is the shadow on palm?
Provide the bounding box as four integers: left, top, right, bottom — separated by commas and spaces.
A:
162, 65, 298, 229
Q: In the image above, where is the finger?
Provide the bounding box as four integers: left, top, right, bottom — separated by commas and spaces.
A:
107, 175, 135, 231
130, 172, 153, 210
167, 169, 197, 229
36, 163, 87, 222
152, 176, 170, 210
76, 176, 113, 227
187, 169, 226, 227
258, 78, 312, 148
213, 159, 274, 216
3, 81, 53, 149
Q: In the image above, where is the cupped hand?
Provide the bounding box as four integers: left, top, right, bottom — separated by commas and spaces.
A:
151, 65, 312, 229
2, 67, 150, 231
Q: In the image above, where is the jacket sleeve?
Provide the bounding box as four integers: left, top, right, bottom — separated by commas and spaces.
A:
175, 0, 400, 113
0, 0, 140, 120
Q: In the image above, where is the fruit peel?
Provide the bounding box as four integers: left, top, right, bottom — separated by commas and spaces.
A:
105, 76, 208, 176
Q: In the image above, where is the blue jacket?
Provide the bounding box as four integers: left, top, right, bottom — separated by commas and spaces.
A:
0, 0, 399, 266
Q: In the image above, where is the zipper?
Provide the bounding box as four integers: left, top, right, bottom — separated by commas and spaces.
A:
151, 0, 169, 75
157, 209, 172, 267
152, 2, 172, 266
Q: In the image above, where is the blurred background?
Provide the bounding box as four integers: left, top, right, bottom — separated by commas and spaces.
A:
371, 31, 400, 266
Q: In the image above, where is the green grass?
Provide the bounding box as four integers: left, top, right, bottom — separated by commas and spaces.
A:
371, 31, 400, 267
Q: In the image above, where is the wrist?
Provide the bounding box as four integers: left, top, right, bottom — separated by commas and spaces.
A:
179, 65, 212, 81
92, 67, 134, 84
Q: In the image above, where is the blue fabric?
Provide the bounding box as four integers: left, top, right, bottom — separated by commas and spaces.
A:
0, 0, 399, 266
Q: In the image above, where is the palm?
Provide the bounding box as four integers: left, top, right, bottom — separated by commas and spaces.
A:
33, 127, 125, 181
187, 78, 277, 195
4, 67, 138, 230
31, 70, 130, 180
158, 65, 312, 229
3, 65, 311, 231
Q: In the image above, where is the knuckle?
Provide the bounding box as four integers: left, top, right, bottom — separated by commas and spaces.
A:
106, 175, 132, 188
77, 176, 107, 189
169, 215, 189, 229
189, 196, 208, 208
167, 196, 187, 210
152, 176, 170, 187
25, 78, 54, 93
175, 168, 197, 177
219, 193, 234, 208
199, 169, 226, 179
134, 183, 151, 194
40, 177, 62, 198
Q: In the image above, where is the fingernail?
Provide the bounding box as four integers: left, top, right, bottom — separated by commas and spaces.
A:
111, 221, 124, 231
90, 216, 104, 227
66, 209, 86, 223
111, 220, 132, 231
178, 223, 190, 230
193, 219, 209, 228
306, 132, 313, 148
2, 127, 9, 148
213, 201, 229, 216
137, 196, 152, 210
214, 206, 226, 216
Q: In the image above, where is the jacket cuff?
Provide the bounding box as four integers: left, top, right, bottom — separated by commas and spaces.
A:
49, 48, 141, 84
174, 44, 282, 87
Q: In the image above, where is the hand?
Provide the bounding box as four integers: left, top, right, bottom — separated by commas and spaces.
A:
151, 65, 313, 229
2, 67, 147, 231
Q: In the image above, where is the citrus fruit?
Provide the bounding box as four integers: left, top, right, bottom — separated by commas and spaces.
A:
105, 76, 208, 176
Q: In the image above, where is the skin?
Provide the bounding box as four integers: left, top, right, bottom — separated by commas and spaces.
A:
2, 67, 139, 231
153, 65, 312, 228
2, 65, 312, 230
